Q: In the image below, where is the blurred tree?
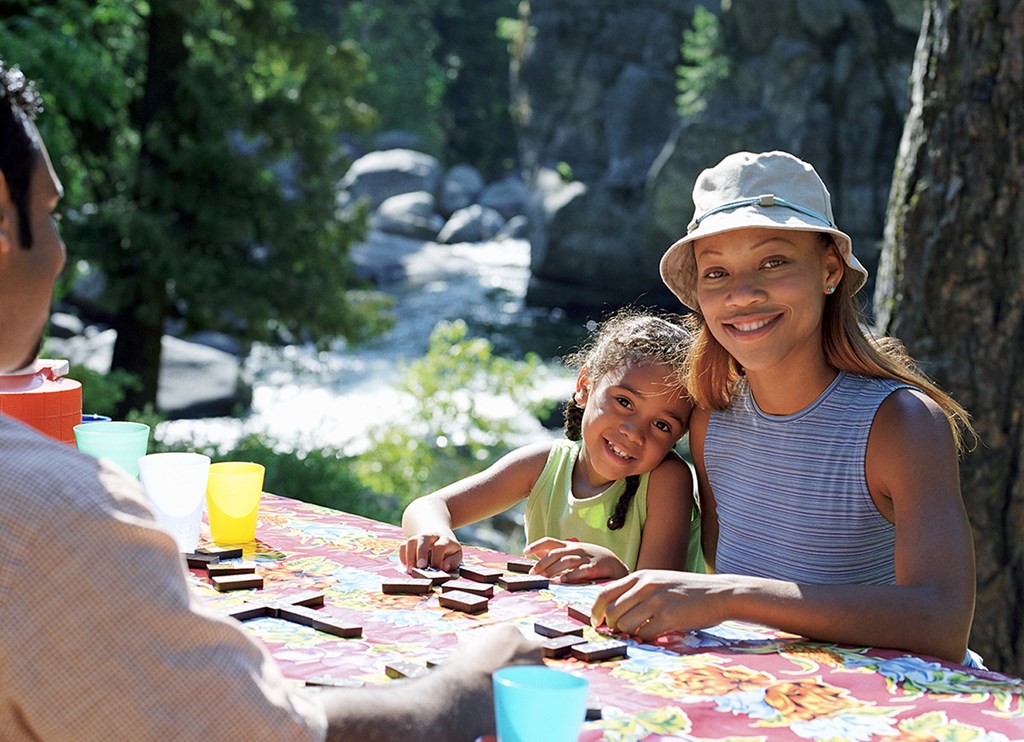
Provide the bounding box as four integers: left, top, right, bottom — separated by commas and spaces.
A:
334, 0, 447, 155
1, 0, 383, 415
330, 0, 517, 174
876, 0, 1024, 675
435, 0, 518, 176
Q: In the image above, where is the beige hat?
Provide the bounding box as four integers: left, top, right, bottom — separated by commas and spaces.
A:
659, 150, 868, 309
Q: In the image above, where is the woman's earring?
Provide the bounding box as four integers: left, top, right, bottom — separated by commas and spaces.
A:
825, 285, 835, 294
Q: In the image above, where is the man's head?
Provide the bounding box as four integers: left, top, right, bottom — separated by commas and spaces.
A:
0, 59, 65, 372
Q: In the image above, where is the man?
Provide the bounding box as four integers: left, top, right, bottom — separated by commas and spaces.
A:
0, 59, 540, 741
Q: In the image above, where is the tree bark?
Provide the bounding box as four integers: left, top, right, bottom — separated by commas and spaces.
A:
875, 0, 1024, 675
110, 0, 190, 415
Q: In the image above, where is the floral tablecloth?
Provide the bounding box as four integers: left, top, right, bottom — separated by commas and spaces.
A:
189, 493, 1024, 741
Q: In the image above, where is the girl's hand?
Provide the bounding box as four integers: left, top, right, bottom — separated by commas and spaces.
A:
399, 532, 463, 573
524, 537, 629, 583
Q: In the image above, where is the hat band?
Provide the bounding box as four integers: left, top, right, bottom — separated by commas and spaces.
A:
687, 194, 834, 234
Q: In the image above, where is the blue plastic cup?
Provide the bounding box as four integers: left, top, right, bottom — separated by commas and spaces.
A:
493, 665, 589, 742
80, 413, 113, 424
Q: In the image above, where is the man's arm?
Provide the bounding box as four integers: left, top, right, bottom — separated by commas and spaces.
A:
321, 623, 542, 742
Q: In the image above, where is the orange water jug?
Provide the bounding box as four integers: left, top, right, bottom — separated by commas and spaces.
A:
0, 359, 82, 445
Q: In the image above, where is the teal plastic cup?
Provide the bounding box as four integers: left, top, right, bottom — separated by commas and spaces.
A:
493, 665, 589, 742
74, 421, 151, 478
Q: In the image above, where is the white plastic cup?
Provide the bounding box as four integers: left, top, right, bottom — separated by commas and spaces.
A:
138, 452, 212, 552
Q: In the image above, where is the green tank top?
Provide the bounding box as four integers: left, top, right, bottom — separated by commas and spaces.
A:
524, 439, 704, 573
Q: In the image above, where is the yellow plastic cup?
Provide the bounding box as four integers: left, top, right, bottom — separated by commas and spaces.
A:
205, 461, 265, 544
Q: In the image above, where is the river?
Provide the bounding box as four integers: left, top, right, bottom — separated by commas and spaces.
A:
159, 230, 583, 457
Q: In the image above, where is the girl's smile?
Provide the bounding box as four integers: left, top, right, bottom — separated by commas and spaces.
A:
575, 361, 692, 492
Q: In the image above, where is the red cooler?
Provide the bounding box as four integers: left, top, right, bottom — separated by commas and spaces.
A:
0, 359, 82, 445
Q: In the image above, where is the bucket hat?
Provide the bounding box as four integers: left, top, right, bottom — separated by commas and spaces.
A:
659, 150, 868, 309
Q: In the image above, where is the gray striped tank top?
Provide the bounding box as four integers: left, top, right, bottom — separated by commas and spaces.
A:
706, 371, 908, 584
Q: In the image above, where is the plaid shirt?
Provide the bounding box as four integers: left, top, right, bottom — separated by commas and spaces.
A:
0, 417, 325, 741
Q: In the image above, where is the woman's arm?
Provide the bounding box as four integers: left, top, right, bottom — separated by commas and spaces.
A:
594, 391, 976, 663
400, 441, 550, 571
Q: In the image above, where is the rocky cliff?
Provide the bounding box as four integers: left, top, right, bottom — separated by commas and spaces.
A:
514, 0, 923, 315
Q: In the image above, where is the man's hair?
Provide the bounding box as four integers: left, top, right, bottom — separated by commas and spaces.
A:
0, 59, 44, 247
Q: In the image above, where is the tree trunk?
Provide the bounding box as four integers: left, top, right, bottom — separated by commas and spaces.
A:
111, 0, 191, 415
875, 0, 1024, 675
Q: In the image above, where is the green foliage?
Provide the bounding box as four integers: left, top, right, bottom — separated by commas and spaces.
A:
72, 365, 141, 416
354, 319, 544, 505
676, 6, 730, 118
1, 0, 386, 411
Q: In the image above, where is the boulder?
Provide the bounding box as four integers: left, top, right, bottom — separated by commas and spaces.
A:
338, 149, 443, 209
47, 328, 250, 419
437, 204, 506, 244
439, 163, 487, 216
370, 191, 445, 241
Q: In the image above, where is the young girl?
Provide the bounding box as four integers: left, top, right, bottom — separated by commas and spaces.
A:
399, 309, 704, 582
593, 151, 979, 666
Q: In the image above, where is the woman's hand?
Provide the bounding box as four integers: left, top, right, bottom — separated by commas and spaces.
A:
591, 569, 729, 640
524, 537, 629, 583
399, 531, 463, 573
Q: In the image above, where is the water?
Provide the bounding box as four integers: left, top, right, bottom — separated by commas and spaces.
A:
160, 231, 583, 456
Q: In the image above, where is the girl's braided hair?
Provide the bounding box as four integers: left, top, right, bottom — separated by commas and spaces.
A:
562, 308, 692, 530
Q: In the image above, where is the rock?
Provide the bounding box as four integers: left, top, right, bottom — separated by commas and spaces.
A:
477, 176, 528, 220
371, 191, 445, 240
495, 214, 530, 241
439, 163, 487, 216
437, 204, 506, 244
338, 149, 443, 210
48, 312, 84, 339
46, 328, 249, 420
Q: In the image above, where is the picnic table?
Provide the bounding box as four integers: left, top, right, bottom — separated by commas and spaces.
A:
188, 493, 1024, 741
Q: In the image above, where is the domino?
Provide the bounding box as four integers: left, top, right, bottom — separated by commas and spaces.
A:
184, 552, 220, 568
278, 590, 326, 609
438, 589, 489, 614
541, 634, 588, 659
310, 614, 362, 638
206, 561, 258, 577
566, 602, 592, 624
220, 602, 272, 621
533, 617, 585, 638
506, 558, 534, 573
381, 577, 434, 595
211, 573, 264, 592
196, 546, 244, 560
385, 660, 430, 679
458, 563, 503, 583
408, 567, 453, 585
570, 640, 628, 662
440, 579, 494, 598
276, 604, 322, 626
305, 675, 364, 688
498, 573, 550, 592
